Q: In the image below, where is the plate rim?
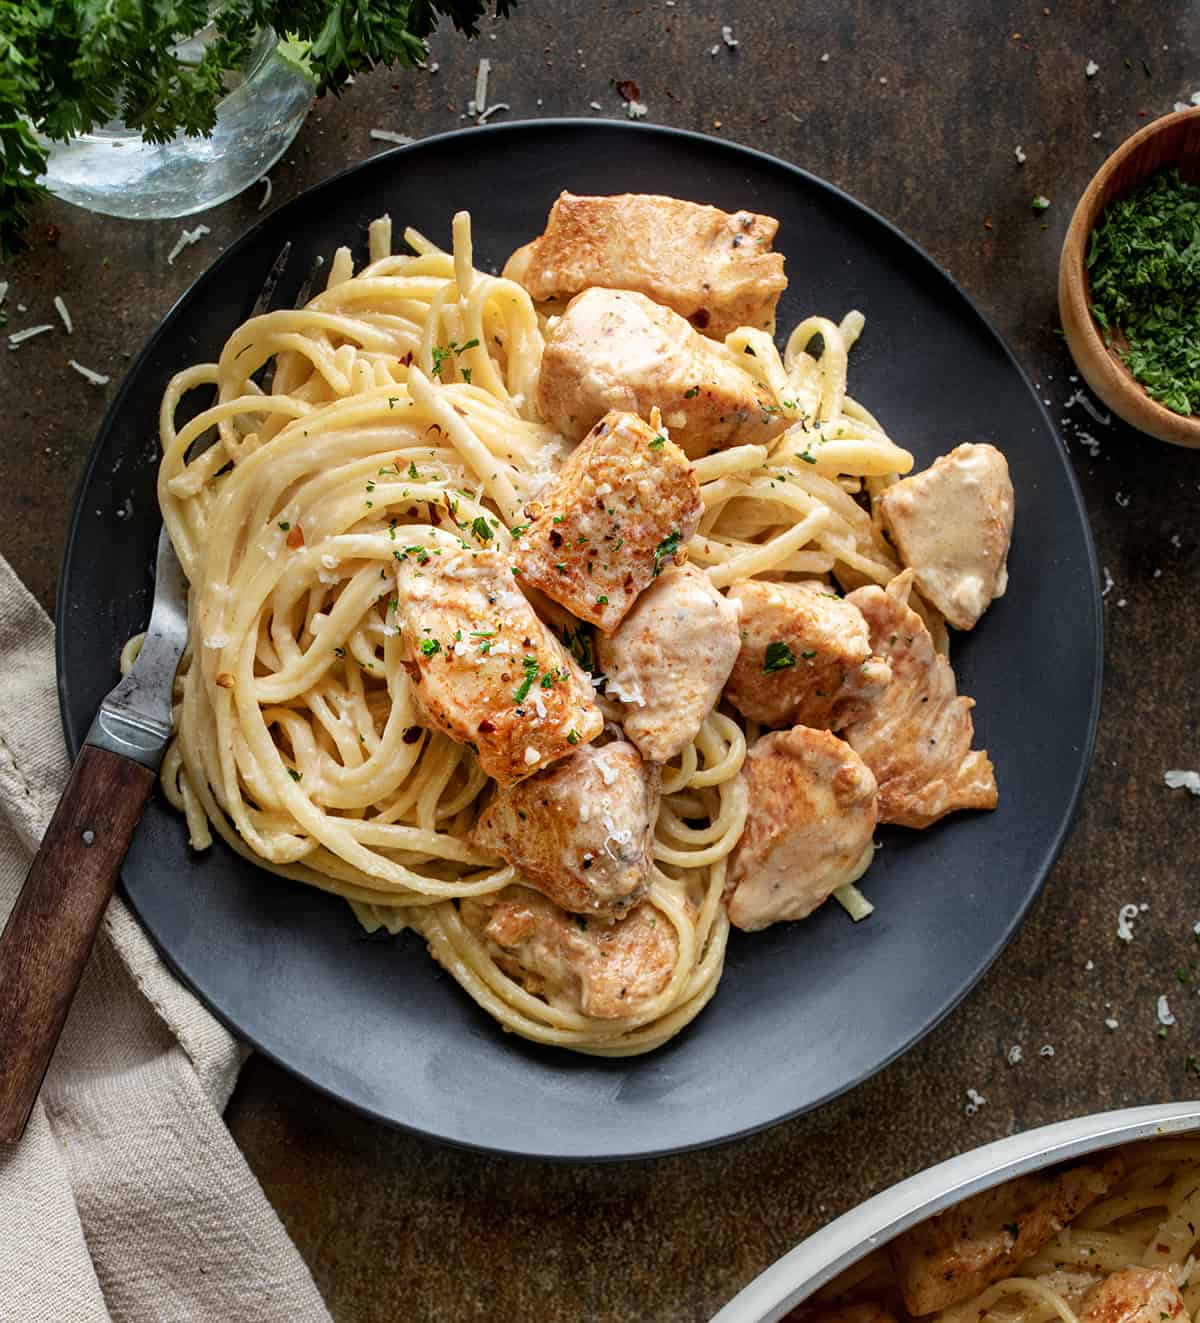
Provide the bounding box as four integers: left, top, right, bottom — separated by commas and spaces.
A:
55, 118, 1104, 1161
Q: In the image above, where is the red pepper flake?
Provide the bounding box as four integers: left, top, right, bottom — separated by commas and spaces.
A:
477, 718, 496, 734
286, 524, 305, 549
1012, 31, 1022, 39
615, 78, 641, 102
45, 223, 62, 245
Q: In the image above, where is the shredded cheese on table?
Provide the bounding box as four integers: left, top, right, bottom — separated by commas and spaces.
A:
7, 324, 54, 348
167, 225, 211, 266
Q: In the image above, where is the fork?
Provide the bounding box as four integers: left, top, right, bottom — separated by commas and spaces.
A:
0, 240, 319, 1143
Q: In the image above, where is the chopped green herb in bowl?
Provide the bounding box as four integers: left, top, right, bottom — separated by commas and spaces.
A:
1087, 169, 1200, 418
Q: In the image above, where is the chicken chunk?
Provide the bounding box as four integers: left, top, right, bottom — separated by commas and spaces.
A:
472, 741, 660, 917
723, 578, 892, 730
459, 885, 677, 1019
504, 191, 787, 338
889, 1155, 1124, 1316
843, 571, 997, 829
537, 288, 788, 452
878, 443, 1015, 631
395, 548, 603, 785
595, 563, 741, 763
1078, 1269, 1191, 1323
514, 410, 703, 633
725, 727, 878, 932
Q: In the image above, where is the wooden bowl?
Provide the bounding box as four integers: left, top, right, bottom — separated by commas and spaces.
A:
1058, 106, 1200, 447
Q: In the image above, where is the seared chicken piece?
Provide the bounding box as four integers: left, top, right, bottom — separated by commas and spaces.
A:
537, 288, 788, 452
889, 1155, 1124, 1316
460, 886, 677, 1019
595, 563, 741, 763
878, 443, 1015, 631
1078, 1269, 1191, 1323
843, 571, 997, 829
395, 548, 602, 785
515, 410, 703, 633
723, 578, 892, 730
472, 741, 660, 917
504, 191, 787, 338
725, 727, 878, 932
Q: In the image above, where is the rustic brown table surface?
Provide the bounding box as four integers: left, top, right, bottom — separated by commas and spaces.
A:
3, 3, 1200, 1319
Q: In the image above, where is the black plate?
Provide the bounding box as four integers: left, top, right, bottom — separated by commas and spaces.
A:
57, 121, 1101, 1161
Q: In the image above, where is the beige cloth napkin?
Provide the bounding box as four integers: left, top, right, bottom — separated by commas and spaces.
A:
0, 554, 332, 1323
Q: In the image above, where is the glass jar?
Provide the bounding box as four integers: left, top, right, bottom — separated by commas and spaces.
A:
39, 26, 315, 220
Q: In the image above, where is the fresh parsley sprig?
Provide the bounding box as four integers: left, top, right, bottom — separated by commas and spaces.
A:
0, 0, 513, 258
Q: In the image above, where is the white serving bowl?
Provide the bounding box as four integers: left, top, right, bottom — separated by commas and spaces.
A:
711, 1102, 1200, 1323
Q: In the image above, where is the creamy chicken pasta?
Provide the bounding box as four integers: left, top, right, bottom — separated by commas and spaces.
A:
151, 191, 1015, 1055
794, 1138, 1200, 1323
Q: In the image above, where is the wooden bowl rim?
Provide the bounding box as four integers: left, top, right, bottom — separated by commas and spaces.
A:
1059, 105, 1200, 440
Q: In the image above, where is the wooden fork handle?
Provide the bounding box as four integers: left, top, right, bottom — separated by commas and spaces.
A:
0, 744, 156, 1143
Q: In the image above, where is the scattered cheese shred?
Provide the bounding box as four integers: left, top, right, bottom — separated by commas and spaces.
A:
1117, 903, 1140, 942
964, 1087, 987, 1117
1014, 145, 1027, 164
1039, 1044, 1055, 1058
1006, 1044, 1024, 1066
721, 24, 738, 47
1086, 59, 1099, 77
257, 176, 273, 211
0, 281, 8, 310
1165, 769, 1200, 795
475, 58, 491, 115
167, 225, 211, 266
7, 324, 54, 348
68, 359, 110, 386
626, 99, 648, 119
1104, 1017, 1119, 1030
53, 295, 73, 334
476, 103, 510, 124
369, 129, 416, 146
1157, 995, 1176, 1027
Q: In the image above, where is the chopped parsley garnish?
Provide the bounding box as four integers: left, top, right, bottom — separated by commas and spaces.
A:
509, 523, 530, 539
1088, 169, 1200, 416
430, 344, 451, 376
796, 450, 817, 465
419, 638, 441, 656
596, 595, 609, 605
333, 646, 346, 658
652, 529, 682, 577
277, 520, 290, 531
563, 625, 595, 673
287, 768, 302, 782
1003, 1223, 1020, 1240
456, 338, 480, 354
801, 649, 817, 659
470, 629, 495, 639
513, 655, 540, 703
683, 386, 700, 398
461, 367, 472, 384
365, 480, 375, 492
763, 640, 797, 672
470, 515, 492, 544
649, 434, 666, 450
566, 729, 580, 745
408, 461, 420, 480
387, 397, 400, 409
552, 514, 564, 524
574, 915, 588, 931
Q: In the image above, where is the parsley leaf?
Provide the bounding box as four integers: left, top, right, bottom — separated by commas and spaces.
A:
762, 641, 796, 672
652, 529, 682, 577
513, 655, 540, 704
419, 637, 441, 656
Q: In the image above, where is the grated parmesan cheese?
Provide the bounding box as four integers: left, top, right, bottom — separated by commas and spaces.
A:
7, 324, 54, 348
833, 883, 873, 921
53, 295, 73, 334
0, 281, 7, 310
1014, 145, 1027, 164
1006, 1044, 1024, 1066
589, 100, 603, 110
1165, 769, 1200, 795
68, 359, 110, 386
1105, 1017, 1119, 1030
1157, 995, 1176, 1027
819, 52, 830, 62
721, 24, 738, 47
1039, 1044, 1055, 1058
369, 129, 416, 146
66, 359, 110, 386
167, 225, 211, 266
626, 100, 648, 119
1117, 903, 1140, 942
1086, 59, 1099, 77
475, 58, 491, 115
523, 746, 541, 765
257, 176, 273, 211
964, 1087, 987, 1117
